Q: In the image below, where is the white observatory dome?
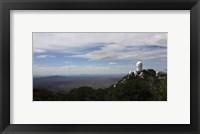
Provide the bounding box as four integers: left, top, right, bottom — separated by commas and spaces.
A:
136, 61, 143, 72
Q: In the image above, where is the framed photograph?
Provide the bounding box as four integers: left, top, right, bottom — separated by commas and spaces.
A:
33, 32, 167, 101
0, 0, 199, 134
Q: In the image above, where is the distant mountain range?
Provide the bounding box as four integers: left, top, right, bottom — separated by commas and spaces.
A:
33, 74, 125, 92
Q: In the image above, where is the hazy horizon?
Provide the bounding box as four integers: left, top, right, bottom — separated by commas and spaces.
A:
33, 73, 126, 77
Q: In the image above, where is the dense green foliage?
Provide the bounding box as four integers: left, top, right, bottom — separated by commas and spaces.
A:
33, 73, 167, 101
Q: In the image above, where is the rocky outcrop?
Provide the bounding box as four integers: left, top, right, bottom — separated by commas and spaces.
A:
113, 69, 167, 88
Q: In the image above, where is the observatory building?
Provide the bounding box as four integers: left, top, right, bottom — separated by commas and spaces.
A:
136, 61, 143, 72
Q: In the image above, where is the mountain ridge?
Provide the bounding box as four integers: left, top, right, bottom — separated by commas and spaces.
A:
33, 69, 167, 101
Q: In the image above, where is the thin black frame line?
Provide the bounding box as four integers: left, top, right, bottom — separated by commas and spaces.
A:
0, 0, 199, 134
0, 1, 3, 132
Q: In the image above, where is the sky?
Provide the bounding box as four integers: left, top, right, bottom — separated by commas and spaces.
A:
33, 32, 167, 76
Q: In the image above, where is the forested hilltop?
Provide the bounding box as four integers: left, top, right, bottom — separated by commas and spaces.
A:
33, 69, 167, 101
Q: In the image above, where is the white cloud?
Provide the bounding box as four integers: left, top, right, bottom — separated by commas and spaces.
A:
33, 48, 47, 53
36, 55, 55, 59
36, 55, 48, 58
109, 62, 117, 65
72, 43, 167, 61
33, 32, 167, 53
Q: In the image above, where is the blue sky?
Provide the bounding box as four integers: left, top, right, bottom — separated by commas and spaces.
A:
33, 33, 167, 76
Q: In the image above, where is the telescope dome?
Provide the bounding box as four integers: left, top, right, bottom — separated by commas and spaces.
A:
136, 61, 143, 72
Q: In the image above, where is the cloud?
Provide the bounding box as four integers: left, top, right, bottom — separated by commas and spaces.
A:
49, 55, 56, 58
33, 48, 47, 53
72, 43, 167, 61
36, 55, 48, 58
109, 62, 117, 65
64, 61, 71, 64
36, 55, 55, 59
33, 32, 167, 53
